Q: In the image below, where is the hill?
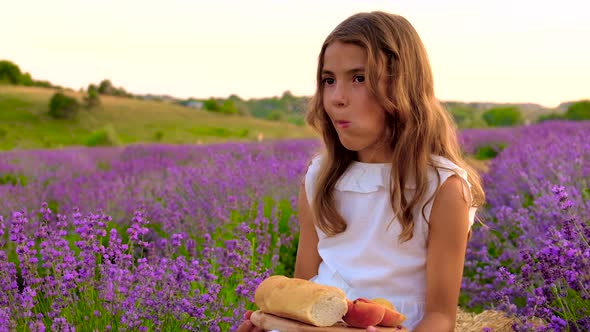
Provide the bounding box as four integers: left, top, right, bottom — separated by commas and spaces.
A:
0, 85, 318, 150
443, 100, 560, 125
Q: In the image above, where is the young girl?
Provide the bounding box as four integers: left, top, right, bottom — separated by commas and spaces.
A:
237, 11, 485, 332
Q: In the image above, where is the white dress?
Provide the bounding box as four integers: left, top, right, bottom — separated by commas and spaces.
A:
304, 154, 477, 331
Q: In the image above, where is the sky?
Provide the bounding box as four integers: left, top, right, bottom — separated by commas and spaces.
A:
1, 0, 589, 108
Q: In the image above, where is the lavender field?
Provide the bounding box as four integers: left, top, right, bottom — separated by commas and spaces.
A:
1, 120, 589, 331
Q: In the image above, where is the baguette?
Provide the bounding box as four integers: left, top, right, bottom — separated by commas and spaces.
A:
254, 275, 349, 327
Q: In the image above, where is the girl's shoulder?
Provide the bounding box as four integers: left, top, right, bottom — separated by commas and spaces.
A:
428, 155, 471, 191
430, 155, 465, 174
307, 153, 324, 168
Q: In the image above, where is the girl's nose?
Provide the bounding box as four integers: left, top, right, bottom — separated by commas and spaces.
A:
331, 84, 348, 107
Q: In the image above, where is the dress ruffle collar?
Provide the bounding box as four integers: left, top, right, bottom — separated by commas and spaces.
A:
335, 161, 392, 193
310, 154, 465, 194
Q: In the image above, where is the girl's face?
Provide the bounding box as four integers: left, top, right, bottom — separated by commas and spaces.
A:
321, 41, 389, 163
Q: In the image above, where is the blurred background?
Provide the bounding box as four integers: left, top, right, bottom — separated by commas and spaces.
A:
1, 0, 589, 149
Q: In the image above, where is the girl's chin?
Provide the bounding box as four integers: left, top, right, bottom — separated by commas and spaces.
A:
338, 141, 362, 152
337, 134, 370, 152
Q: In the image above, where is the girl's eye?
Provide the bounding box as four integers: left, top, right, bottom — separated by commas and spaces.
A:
322, 77, 335, 85
354, 75, 365, 83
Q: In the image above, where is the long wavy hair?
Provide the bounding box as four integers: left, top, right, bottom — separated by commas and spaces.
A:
305, 11, 485, 242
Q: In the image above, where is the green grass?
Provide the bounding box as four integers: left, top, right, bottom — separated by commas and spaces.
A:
0, 85, 318, 150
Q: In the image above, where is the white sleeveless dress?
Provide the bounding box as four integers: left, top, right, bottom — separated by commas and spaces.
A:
303, 154, 477, 330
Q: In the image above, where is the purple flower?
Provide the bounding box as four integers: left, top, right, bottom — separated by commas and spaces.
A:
2, 122, 585, 330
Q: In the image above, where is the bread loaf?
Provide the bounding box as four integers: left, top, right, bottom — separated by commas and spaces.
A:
254, 275, 349, 327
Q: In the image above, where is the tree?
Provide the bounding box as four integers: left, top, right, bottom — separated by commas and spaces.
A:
281, 90, 295, 104
95, 79, 133, 98
446, 105, 476, 127
228, 94, 243, 102
281, 90, 296, 112
266, 110, 285, 121
564, 100, 590, 120
84, 84, 101, 109
48, 92, 80, 119
203, 98, 221, 111
220, 100, 238, 114
98, 79, 115, 95
19, 72, 34, 86
482, 107, 523, 127
33, 80, 53, 88
0, 60, 22, 84
537, 113, 563, 122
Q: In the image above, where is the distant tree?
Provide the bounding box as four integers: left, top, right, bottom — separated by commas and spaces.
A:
203, 98, 221, 111
220, 100, 238, 114
95, 79, 133, 98
281, 90, 296, 112
537, 113, 564, 122
84, 84, 101, 109
447, 105, 475, 125
444, 104, 489, 128
0, 60, 22, 84
19, 72, 34, 86
48, 92, 80, 119
266, 110, 285, 121
98, 79, 115, 95
281, 90, 295, 103
564, 100, 590, 120
112, 86, 131, 98
228, 94, 243, 102
482, 107, 523, 127
235, 104, 249, 116
226, 94, 251, 115
33, 80, 54, 88
0, 60, 63, 88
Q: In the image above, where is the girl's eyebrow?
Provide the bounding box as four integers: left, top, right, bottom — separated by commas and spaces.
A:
321, 67, 365, 75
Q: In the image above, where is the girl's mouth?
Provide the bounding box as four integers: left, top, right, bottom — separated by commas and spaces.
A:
336, 121, 350, 128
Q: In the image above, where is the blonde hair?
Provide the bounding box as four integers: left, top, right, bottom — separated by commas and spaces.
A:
305, 11, 485, 242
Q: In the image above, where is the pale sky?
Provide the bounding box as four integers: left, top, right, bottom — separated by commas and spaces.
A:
1, 0, 588, 108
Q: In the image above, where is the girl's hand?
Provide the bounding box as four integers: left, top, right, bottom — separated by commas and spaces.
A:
235, 310, 265, 332
236, 310, 381, 332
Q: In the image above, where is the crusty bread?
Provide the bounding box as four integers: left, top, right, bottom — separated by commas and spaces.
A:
254, 275, 349, 327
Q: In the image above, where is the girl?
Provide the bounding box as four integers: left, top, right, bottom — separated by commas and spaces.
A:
238, 11, 484, 332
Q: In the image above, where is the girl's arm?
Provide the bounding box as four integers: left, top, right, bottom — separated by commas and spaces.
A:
293, 181, 322, 280
413, 175, 471, 332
